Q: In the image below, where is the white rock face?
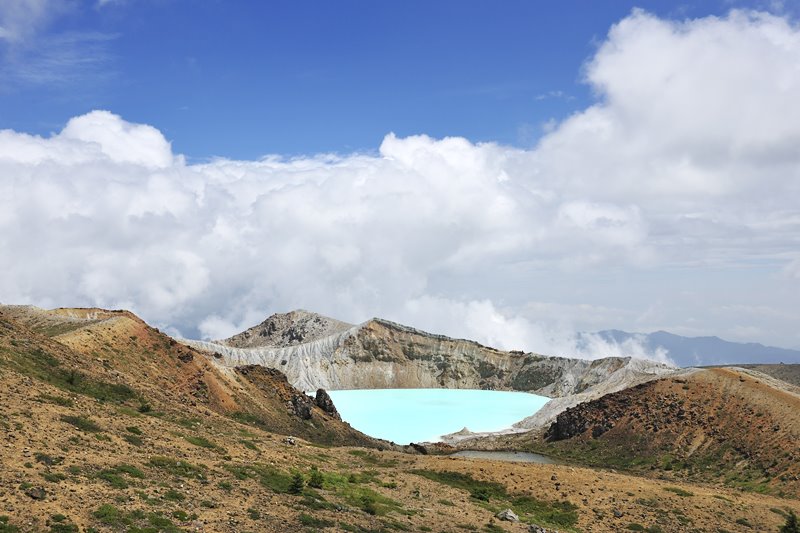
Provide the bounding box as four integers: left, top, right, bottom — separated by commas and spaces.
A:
180, 312, 676, 398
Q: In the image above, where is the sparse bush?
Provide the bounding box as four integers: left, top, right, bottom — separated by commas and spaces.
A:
781, 511, 800, 533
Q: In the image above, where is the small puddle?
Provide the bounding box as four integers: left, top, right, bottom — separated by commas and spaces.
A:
450, 450, 558, 464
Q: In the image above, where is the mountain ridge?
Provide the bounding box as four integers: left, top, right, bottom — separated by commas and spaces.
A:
594, 329, 800, 367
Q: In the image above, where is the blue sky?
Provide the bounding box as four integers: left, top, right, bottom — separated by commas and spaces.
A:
2, 1, 800, 357
2, 0, 791, 159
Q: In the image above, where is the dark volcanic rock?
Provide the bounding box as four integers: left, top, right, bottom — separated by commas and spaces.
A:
314, 388, 340, 420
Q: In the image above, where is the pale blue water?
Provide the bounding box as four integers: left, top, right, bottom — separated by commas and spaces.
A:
327, 389, 549, 444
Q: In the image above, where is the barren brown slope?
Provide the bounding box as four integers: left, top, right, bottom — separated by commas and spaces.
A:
1, 307, 798, 532
0, 305, 377, 447
500, 367, 800, 498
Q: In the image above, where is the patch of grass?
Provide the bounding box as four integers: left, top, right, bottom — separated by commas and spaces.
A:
511, 495, 579, 528
438, 499, 455, 506
223, 463, 293, 493
42, 472, 67, 483
240, 439, 258, 451
123, 434, 144, 446
35, 394, 74, 407
96, 470, 128, 489
0, 345, 138, 403
174, 417, 201, 429
115, 464, 145, 478
60, 415, 102, 433
412, 470, 506, 501
35, 453, 61, 466
413, 469, 576, 530
163, 489, 184, 501
93, 504, 128, 527
171, 510, 188, 521
626, 524, 646, 531
126, 426, 143, 435
344, 486, 409, 517
148, 456, 206, 480
183, 435, 218, 449
47, 523, 78, 533
299, 513, 335, 528
735, 517, 752, 527
664, 487, 694, 497
246, 508, 260, 520
0, 516, 20, 533
347, 449, 399, 467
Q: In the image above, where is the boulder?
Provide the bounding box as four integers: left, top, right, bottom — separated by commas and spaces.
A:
315, 388, 341, 420
496, 509, 519, 522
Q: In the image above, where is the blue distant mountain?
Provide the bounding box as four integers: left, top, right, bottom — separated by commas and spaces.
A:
594, 330, 800, 368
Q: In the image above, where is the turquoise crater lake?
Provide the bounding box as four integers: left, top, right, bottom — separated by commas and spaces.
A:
326, 389, 550, 444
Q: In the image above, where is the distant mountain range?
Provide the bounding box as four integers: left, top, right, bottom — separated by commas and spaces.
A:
595, 330, 800, 367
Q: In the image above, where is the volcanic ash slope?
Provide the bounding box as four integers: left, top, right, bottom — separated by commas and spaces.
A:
182, 310, 675, 422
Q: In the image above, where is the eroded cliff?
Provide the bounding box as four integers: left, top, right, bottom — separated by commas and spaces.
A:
182, 312, 674, 399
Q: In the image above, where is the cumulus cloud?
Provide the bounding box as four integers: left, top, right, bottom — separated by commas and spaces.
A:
2, 8, 800, 356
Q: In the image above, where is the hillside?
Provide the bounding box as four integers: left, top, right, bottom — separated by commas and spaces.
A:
185, 312, 674, 398
473, 367, 800, 499
0, 305, 376, 447
595, 329, 800, 367
1, 305, 798, 532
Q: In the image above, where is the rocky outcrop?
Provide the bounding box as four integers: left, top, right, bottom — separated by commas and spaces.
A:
182, 313, 674, 398
536, 368, 800, 497
221, 310, 353, 349
314, 388, 340, 419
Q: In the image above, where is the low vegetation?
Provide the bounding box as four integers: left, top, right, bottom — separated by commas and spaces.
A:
412, 469, 578, 530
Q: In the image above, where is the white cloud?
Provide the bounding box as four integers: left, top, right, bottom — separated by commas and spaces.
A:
2, 8, 800, 355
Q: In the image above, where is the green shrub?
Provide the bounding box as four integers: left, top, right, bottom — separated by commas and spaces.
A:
781, 511, 800, 533
289, 472, 305, 494
308, 466, 325, 489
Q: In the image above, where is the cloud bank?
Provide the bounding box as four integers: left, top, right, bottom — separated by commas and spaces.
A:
2, 9, 800, 359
